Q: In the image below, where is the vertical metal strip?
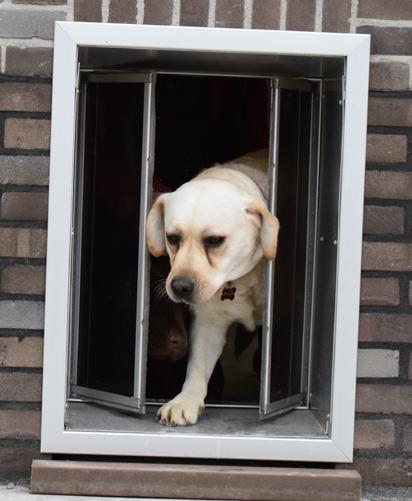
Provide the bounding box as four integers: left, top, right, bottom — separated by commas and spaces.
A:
305, 79, 323, 408
259, 79, 280, 417
133, 74, 156, 411
69, 80, 87, 389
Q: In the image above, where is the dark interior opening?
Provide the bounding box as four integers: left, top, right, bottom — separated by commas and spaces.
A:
76, 81, 144, 396
147, 75, 270, 405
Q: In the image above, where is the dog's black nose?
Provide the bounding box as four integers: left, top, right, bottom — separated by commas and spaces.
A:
171, 276, 195, 300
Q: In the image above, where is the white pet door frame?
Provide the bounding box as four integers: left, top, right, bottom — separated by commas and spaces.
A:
41, 23, 369, 463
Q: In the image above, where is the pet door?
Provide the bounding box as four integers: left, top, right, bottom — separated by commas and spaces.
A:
69, 71, 321, 421
69, 73, 155, 413
260, 79, 318, 418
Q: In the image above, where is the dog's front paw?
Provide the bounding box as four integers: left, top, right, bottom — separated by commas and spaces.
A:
156, 393, 204, 426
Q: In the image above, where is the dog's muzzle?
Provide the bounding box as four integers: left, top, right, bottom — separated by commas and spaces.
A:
171, 276, 195, 302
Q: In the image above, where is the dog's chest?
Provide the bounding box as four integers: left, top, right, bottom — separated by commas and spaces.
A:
194, 263, 264, 332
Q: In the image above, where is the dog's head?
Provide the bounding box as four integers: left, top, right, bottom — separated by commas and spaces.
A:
146, 174, 279, 304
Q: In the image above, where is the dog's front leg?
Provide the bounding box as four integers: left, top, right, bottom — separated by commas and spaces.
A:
157, 317, 227, 426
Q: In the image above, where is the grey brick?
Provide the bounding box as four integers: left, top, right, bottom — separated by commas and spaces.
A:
362, 242, 412, 271
363, 206, 404, 235
357, 26, 412, 56
354, 419, 395, 449
369, 62, 410, 92
6, 47, 53, 77
322, 0, 351, 33
109, 0, 137, 23
357, 349, 399, 378
0, 336, 43, 367
0, 83, 51, 112
1, 265, 46, 294
368, 98, 412, 127
13, 0, 66, 4
286, 0, 315, 31
74, 0, 101, 21
252, 0, 281, 29
359, 314, 412, 343
4, 118, 50, 150
0, 300, 44, 330
360, 278, 399, 306
353, 458, 411, 487
0, 372, 42, 402
0, 10, 66, 39
215, 0, 244, 28
366, 134, 407, 163
403, 423, 412, 452
356, 384, 412, 414
0, 410, 41, 439
0, 446, 41, 474
0, 156, 49, 186
365, 171, 412, 200
358, 0, 412, 20
144, 0, 173, 24
1, 192, 49, 221
181, 0, 210, 27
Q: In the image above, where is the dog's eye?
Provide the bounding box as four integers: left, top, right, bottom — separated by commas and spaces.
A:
166, 234, 181, 246
203, 236, 225, 248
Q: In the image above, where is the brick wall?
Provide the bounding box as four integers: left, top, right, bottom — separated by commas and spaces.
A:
0, 0, 410, 487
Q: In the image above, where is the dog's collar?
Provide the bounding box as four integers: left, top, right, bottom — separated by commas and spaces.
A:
221, 281, 236, 301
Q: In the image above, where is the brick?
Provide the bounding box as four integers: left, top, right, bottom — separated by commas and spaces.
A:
357, 26, 412, 56
0, 156, 49, 186
404, 423, 412, 452
74, 0, 101, 21
215, 0, 244, 28
0, 446, 41, 474
1, 265, 46, 294
369, 62, 410, 92
109, 0, 137, 23
354, 419, 395, 449
409, 352, 412, 379
357, 349, 399, 378
0, 372, 42, 401
356, 384, 412, 414
286, 0, 315, 31
0, 410, 40, 439
0, 83, 51, 112
363, 205, 404, 235
1, 192, 48, 221
362, 242, 412, 271
365, 171, 412, 200
13, 0, 66, 3
0, 10, 65, 39
358, 0, 412, 20
353, 458, 411, 487
0, 337, 43, 367
0, 228, 46, 258
359, 314, 412, 343
368, 98, 412, 127
0, 301, 44, 330
180, 0, 209, 27
252, 0, 281, 29
322, 0, 351, 33
5, 47, 53, 77
360, 278, 399, 306
144, 0, 173, 25
366, 134, 407, 163
4, 119, 50, 150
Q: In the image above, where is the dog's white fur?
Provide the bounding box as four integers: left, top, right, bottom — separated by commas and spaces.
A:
146, 150, 279, 425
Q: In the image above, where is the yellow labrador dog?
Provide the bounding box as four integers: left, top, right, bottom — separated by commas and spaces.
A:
146, 150, 279, 426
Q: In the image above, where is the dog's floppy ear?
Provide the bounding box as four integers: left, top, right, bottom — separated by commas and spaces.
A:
245, 198, 280, 261
147, 193, 168, 257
